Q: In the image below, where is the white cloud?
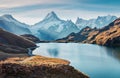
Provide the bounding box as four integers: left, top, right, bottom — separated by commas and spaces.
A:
0, 0, 120, 25
0, 0, 69, 8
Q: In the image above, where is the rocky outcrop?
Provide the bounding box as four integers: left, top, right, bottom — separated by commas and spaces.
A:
0, 28, 36, 54
0, 56, 89, 78
93, 18, 120, 46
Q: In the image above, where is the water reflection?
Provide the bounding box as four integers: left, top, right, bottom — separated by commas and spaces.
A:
104, 47, 120, 61
33, 43, 120, 78
47, 48, 59, 57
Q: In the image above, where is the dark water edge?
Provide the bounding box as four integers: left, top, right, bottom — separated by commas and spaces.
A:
33, 43, 120, 78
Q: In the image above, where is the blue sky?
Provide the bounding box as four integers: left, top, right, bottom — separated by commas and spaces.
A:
0, 0, 120, 25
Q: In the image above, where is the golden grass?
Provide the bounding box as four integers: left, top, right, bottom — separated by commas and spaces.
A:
0, 55, 88, 78
95, 25, 120, 45
22, 55, 70, 66
0, 55, 70, 66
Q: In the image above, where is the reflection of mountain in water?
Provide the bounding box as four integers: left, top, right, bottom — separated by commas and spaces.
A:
104, 47, 120, 61
47, 48, 59, 57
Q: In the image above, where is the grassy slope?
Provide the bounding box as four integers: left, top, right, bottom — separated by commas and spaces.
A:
0, 55, 89, 78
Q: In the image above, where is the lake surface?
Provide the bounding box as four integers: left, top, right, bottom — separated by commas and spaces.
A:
33, 43, 120, 78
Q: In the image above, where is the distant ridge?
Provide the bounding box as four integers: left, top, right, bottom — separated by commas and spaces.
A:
76, 15, 117, 29
0, 14, 31, 35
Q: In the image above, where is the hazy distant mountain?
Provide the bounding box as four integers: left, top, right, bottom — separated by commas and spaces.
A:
31, 11, 79, 40
76, 15, 117, 29
0, 14, 31, 35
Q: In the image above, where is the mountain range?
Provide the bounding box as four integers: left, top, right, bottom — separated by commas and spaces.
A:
31, 11, 79, 40
0, 11, 118, 41
56, 17, 120, 47
76, 15, 117, 29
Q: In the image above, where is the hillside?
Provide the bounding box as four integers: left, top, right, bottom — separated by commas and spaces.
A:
0, 56, 89, 78
56, 26, 99, 43
93, 18, 120, 46
0, 28, 36, 54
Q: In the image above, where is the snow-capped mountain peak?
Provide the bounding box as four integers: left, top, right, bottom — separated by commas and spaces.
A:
76, 17, 86, 24
0, 14, 31, 35
32, 11, 79, 40
43, 11, 60, 21
76, 15, 117, 29
0, 14, 29, 28
34, 11, 61, 26
0, 14, 15, 22
2, 14, 13, 18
